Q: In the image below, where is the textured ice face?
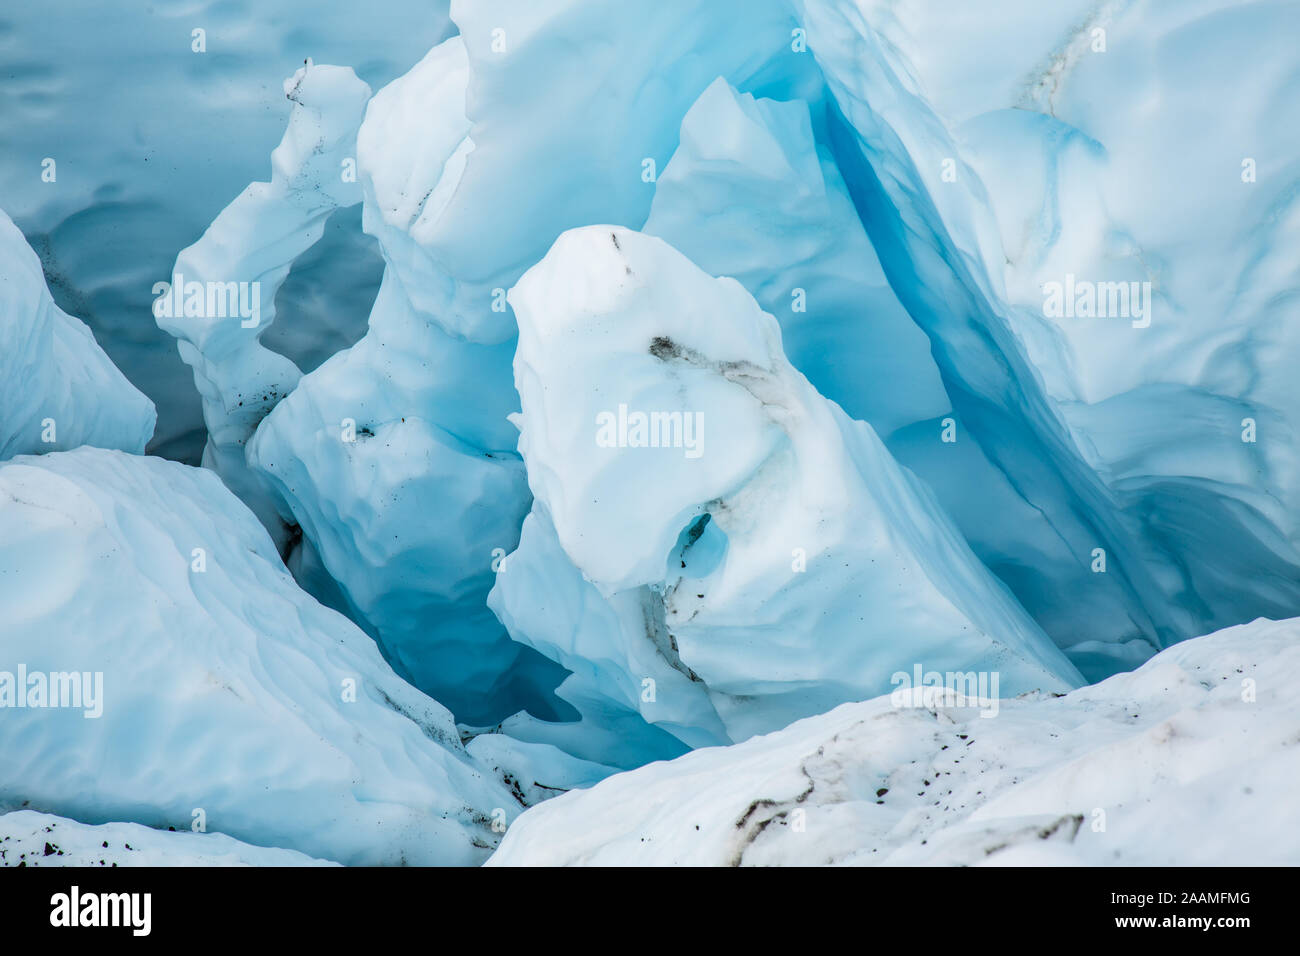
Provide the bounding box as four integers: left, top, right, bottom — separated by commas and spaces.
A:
496, 225, 1080, 749
489, 615, 1300, 866
641, 77, 1130, 680
1, 209, 155, 461
795, 0, 1300, 670
510, 227, 789, 593
0, 448, 518, 866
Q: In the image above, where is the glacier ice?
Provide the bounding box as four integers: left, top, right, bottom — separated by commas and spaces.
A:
242, 0, 832, 721
0, 447, 518, 866
490, 615, 1300, 866
644, 75, 1132, 680
1, 209, 154, 461
794, 0, 1300, 670
3, 0, 1298, 870
488, 507, 716, 768
492, 225, 1080, 750
464, 734, 615, 808
416, 0, 823, 338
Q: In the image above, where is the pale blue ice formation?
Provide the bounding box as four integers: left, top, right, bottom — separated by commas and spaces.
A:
0, 448, 518, 865
2, 0, 1298, 865
489, 226, 1080, 761
792, 0, 1300, 676
645, 77, 950, 440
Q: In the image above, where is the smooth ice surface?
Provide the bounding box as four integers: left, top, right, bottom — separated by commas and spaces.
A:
407, 0, 822, 340
0, 810, 335, 867
493, 225, 1080, 753
0, 447, 517, 866
490, 615, 1300, 866
1, 208, 154, 461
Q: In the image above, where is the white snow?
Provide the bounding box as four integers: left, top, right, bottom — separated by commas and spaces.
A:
490, 615, 1300, 866
0, 810, 335, 867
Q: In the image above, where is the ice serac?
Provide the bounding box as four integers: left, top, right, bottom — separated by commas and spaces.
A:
1, 208, 154, 460
0, 447, 518, 867
250, 1, 825, 723
641, 75, 1089, 667
156, 63, 371, 546
793, 0, 1300, 677
489, 616, 1300, 866
493, 225, 1081, 751
0, 810, 336, 867
643, 77, 1110, 673
248, 39, 569, 725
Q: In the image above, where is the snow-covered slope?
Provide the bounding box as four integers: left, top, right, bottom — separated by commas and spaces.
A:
490, 615, 1300, 866
0, 811, 335, 867
0, 447, 517, 866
